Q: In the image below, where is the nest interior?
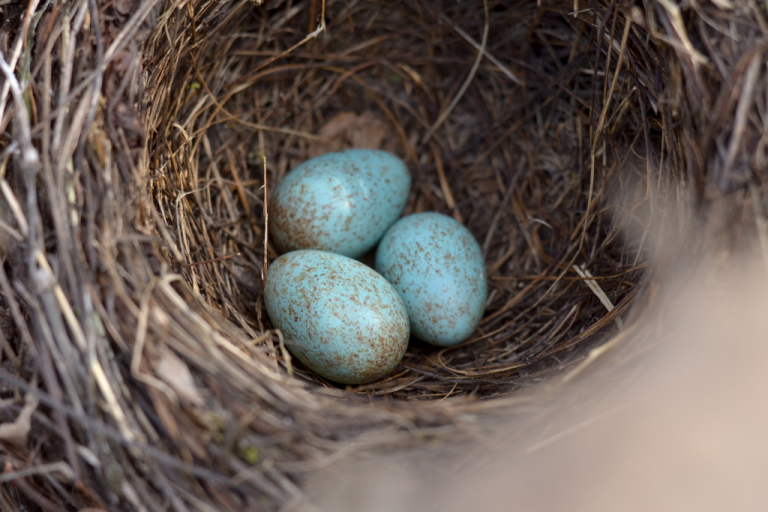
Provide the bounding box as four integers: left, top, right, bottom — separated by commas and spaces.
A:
0, 0, 766, 510
147, 0, 657, 399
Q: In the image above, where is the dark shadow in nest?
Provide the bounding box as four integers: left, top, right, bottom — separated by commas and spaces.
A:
147, 0, 661, 401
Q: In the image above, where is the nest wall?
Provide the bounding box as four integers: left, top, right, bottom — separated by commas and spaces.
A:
0, 0, 765, 510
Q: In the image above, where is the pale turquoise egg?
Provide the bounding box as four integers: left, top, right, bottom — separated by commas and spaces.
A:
264, 250, 410, 384
270, 149, 411, 258
375, 213, 487, 347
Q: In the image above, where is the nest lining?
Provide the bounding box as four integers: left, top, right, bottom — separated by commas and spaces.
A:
0, 0, 765, 510
148, 0, 649, 399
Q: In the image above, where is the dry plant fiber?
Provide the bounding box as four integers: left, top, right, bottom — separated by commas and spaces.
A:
0, 0, 766, 510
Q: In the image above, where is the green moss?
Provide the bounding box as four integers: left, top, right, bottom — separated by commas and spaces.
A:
240, 445, 259, 465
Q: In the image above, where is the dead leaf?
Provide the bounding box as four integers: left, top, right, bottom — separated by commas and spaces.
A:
348, 111, 389, 150
155, 350, 205, 407
0, 395, 38, 447
308, 111, 392, 158
318, 111, 359, 139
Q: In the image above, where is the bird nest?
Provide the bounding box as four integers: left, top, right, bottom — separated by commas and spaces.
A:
0, 0, 765, 510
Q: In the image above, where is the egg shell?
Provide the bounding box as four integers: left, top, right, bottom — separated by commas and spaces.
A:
264, 250, 410, 384
270, 149, 411, 258
375, 212, 488, 347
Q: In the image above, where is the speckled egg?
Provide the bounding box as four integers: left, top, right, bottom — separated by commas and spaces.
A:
375, 212, 487, 347
270, 149, 411, 258
264, 250, 410, 384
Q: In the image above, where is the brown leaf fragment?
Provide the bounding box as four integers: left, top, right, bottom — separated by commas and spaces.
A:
155, 349, 205, 407
318, 111, 358, 139
0, 395, 38, 447
308, 111, 392, 158
348, 111, 388, 150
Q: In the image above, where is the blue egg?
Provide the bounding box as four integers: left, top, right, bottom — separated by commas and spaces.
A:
264, 250, 410, 384
270, 149, 411, 258
375, 213, 487, 347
